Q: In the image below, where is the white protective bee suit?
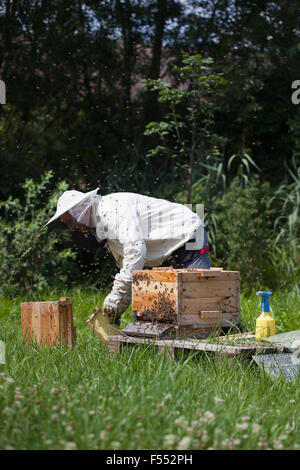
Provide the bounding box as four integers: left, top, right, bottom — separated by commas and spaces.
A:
47, 189, 207, 318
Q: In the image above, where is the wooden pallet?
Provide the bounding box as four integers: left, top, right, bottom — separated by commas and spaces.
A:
107, 332, 283, 366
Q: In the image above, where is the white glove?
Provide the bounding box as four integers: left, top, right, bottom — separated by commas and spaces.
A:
103, 291, 131, 316
103, 283, 132, 325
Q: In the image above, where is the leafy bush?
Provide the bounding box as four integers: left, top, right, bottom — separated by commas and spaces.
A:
173, 150, 300, 291
0, 171, 77, 296
174, 152, 262, 258
269, 158, 300, 292
175, 172, 276, 291
214, 176, 275, 290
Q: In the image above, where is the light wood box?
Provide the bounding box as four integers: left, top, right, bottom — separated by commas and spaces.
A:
21, 297, 76, 347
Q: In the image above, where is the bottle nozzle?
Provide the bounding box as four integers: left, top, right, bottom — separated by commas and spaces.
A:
256, 291, 272, 313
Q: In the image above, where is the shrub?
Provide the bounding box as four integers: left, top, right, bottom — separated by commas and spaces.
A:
269, 158, 300, 292
0, 171, 77, 297
214, 176, 275, 290
174, 173, 276, 290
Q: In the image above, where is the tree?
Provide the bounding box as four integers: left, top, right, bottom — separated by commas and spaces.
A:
143, 53, 227, 202
174, 0, 300, 182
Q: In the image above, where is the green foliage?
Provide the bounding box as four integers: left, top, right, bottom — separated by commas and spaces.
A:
174, 152, 263, 252
269, 158, 300, 292
143, 53, 227, 202
174, 151, 300, 291
1, 288, 300, 450
0, 0, 299, 200
176, 173, 275, 290
215, 176, 275, 290
0, 171, 77, 297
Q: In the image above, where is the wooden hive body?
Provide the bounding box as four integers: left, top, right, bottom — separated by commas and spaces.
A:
21, 297, 76, 347
132, 268, 240, 337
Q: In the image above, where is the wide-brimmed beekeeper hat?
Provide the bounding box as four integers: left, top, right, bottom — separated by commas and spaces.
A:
45, 188, 99, 226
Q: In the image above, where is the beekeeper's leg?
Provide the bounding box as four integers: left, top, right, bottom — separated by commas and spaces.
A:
186, 251, 211, 269
164, 228, 211, 269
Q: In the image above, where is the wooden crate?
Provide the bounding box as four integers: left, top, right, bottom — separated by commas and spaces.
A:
21, 297, 76, 347
132, 267, 240, 338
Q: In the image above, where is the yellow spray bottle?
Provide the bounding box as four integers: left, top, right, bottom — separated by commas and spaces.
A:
256, 291, 275, 339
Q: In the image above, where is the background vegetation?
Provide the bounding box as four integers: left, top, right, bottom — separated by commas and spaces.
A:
1, 0, 299, 294
0, 2, 300, 451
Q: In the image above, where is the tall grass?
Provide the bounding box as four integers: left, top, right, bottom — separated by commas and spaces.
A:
270, 157, 300, 292
0, 288, 300, 450
174, 155, 300, 292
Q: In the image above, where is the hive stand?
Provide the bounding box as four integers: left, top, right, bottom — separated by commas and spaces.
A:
107, 332, 283, 366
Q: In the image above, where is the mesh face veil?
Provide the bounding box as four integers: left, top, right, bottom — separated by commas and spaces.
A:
68, 190, 101, 227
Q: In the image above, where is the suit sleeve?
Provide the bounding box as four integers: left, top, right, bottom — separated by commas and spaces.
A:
103, 196, 147, 314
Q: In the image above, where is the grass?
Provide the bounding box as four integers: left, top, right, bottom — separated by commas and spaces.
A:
0, 287, 300, 450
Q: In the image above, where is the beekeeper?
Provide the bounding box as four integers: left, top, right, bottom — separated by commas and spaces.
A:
46, 189, 210, 325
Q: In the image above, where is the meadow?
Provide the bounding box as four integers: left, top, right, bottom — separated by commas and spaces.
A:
0, 288, 300, 450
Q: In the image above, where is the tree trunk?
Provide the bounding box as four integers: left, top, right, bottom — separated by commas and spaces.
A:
186, 104, 196, 204
144, 0, 168, 123
149, 0, 168, 81
115, 0, 135, 141
116, 0, 134, 110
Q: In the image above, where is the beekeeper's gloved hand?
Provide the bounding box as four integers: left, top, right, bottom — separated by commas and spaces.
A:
103, 292, 131, 326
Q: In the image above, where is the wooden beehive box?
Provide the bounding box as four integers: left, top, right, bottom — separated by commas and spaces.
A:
21, 297, 76, 347
132, 267, 240, 338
